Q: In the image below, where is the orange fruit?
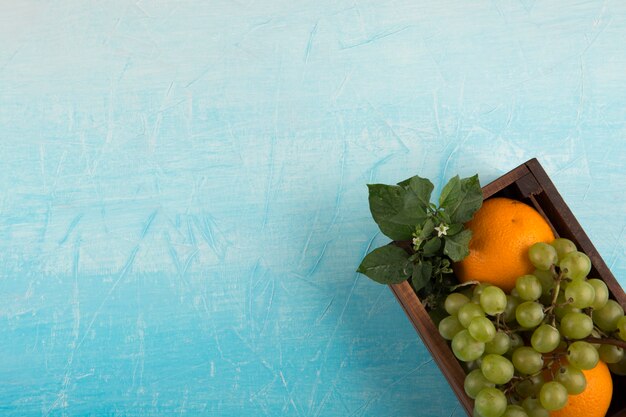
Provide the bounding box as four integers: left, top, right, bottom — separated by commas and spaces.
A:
551, 361, 613, 417
454, 197, 555, 292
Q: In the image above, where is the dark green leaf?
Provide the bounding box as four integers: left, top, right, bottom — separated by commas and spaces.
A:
411, 260, 433, 292
367, 184, 415, 240
439, 175, 483, 223
356, 245, 412, 284
422, 237, 442, 257
398, 175, 434, 209
443, 229, 473, 262
390, 204, 428, 228
408, 252, 421, 262
439, 175, 461, 209
420, 218, 435, 238
445, 223, 464, 236
438, 211, 452, 224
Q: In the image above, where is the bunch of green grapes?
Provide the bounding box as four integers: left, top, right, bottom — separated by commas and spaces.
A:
438, 238, 626, 417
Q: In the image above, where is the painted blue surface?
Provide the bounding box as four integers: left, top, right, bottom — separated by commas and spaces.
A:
1, 1, 625, 416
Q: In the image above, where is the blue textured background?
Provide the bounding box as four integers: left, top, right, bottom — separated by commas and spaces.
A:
1, 1, 625, 416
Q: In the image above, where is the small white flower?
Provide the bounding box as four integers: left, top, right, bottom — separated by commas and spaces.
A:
435, 223, 449, 237
412, 237, 422, 247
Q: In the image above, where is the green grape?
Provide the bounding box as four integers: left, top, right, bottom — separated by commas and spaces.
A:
464, 360, 481, 372
439, 316, 465, 340
475, 387, 507, 417
539, 381, 568, 411
592, 300, 624, 332
473, 283, 492, 303
516, 275, 543, 301
521, 397, 549, 417
516, 373, 545, 398
609, 355, 626, 376
560, 312, 593, 339
560, 251, 591, 281
445, 292, 471, 315
618, 316, 626, 341
458, 303, 486, 328
567, 341, 599, 370
550, 238, 577, 264
508, 333, 524, 353
533, 269, 555, 297
588, 279, 609, 310
554, 302, 581, 321
555, 364, 586, 395
526, 407, 550, 417
481, 286, 508, 316
564, 280, 595, 309
503, 295, 521, 323
452, 330, 485, 362
464, 368, 495, 399
531, 324, 560, 353
481, 354, 515, 384
529, 242, 558, 271
512, 346, 543, 374
502, 405, 529, 417
485, 331, 511, 355
469, 317, 497, 343
598, 344, 624, 364
516, 301, 545, 328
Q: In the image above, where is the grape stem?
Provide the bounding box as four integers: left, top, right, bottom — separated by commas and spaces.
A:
504, 362, 556, 398
593, 326, 610, 338
542, 352, 566, 361
554, 299, 573, 308
503, 375, 530, 397
546, 264, 564, 327
582, 337, 626, 350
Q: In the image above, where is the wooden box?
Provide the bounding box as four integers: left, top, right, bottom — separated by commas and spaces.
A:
389, 158, 626, 417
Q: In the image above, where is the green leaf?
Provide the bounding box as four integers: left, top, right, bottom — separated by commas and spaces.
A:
390, 204, 428, 227
445, 223, 463, 236
443, 229, 473, 262
438, 211, 452, 224
422, 237, 442, 257
411, 260, 433, 292
367, 184, 415, 240
439, 175, 483, 223
398, 175, 434, 209
439, 175, 461, 208
408, 252, 421, 262
389, 176, 433, 227
356, 245, 412, 284
420, 218, 435, 238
